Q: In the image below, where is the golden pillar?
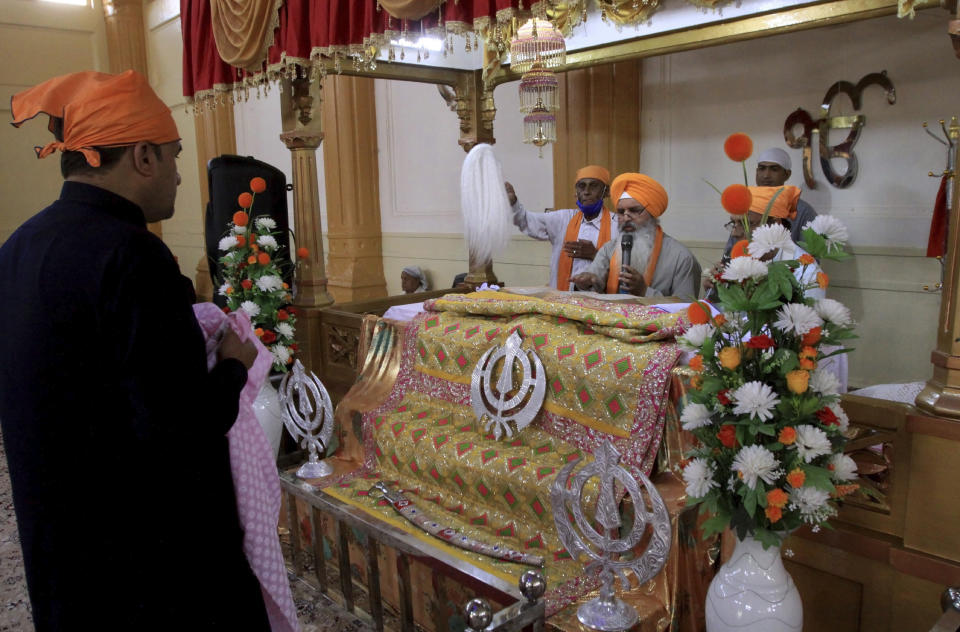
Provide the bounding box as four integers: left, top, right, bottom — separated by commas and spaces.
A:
191, 105, 237, 302
280, 73, 335, 374
916, 117, 960, 417
552, 61, 641, 209
320, 75, 388, 302
102, 0, 163, 239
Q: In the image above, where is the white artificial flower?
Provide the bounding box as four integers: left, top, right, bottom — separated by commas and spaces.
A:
722, 257, 769, 282
773, 303, 823, 336
680, 402, 714, 430
240, 300, 261, 318
255, 275, 284, 292
678, 324, 715, 352
233, 225, 247, 235
255, 217, 277, 231
271, 344, 291, 366
276, 322, 294, 338
789, 486, 835, 524
732, 381, 780, 422
804, 215, 849, 249
217, 282, 232, 297
682, 458, 719, 498
815, 298, 853, 327
793, 425, 832, 463
828, 453, 858, 482
828, 402, 849, 432
731, 445, 782, 489
748, 223, 792, 258
257, 235, 279, 251
219, 235, 239, 251
809, 368, 841, 397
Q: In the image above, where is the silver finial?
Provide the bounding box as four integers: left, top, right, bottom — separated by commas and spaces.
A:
518, 569, 546, 604
464, 598, 493, 631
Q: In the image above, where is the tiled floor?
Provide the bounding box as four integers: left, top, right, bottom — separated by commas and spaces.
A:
0, 436, 371, 632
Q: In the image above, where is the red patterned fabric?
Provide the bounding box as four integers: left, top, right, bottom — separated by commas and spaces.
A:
182, 0, 524, 100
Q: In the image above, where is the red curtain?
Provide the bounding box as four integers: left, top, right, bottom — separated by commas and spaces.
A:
182, 0, 523, 101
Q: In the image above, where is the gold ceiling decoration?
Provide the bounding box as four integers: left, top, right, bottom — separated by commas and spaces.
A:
377, 0, 443, 21
542, 0, 588, 36
597, 0, 663, 26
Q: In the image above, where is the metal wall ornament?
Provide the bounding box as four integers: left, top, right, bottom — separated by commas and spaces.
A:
279, 359, 336, 478
550, 441, 671, 632
470, 330, 547, 440
784, 71, 896, 189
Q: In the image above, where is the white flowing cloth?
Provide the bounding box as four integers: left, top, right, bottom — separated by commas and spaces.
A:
193, 303, 300, 632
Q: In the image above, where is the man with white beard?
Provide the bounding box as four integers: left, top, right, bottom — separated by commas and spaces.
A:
571, 173, 701, 298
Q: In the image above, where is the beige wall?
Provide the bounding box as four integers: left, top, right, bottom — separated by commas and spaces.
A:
0, 0, 108, 243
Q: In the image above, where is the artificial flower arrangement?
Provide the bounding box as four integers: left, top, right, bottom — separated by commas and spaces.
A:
216, 177, 309, 372
681, 133, 859, 550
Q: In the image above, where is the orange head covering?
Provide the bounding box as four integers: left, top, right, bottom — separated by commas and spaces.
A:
10, 70, 179, 167
575, 165, 610, 186
748, 185, 801, 220
610, 173, 669, 217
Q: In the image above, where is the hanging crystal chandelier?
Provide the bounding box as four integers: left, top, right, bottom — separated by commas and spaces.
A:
511, 18, 566, 155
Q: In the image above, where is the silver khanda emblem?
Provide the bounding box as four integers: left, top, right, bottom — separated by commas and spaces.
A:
470, 331, 546, 440
279, 359, 335, 479
550, 441, 671, 632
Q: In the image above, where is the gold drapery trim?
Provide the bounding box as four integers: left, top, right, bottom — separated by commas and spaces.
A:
211, 0, 284, 73
378, 0, 443, 21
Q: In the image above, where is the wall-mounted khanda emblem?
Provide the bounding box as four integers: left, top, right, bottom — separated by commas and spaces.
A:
784, 71, 895, 189
470, 331, 546, 439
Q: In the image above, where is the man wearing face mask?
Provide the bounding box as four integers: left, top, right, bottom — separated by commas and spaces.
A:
505, 165, 617, 290
571, 173, 701, 299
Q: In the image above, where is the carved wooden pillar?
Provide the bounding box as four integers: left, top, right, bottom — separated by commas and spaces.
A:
552, 61, 641, 210
191, 104, 237, 302
102, 0, 163, 239
916, 116, 960, 417
280, 73, 335, 374
320, 75, 387, 302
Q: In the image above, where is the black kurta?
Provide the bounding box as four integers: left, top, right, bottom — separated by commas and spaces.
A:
0, 182, 270, 630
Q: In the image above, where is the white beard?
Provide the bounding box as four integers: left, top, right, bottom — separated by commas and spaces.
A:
625, 220, 657, 270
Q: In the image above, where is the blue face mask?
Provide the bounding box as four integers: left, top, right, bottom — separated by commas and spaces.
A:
577, 198, 604, 219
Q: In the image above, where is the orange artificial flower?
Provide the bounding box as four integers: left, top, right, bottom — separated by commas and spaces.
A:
730, 239, 750, 259
297, 247, 310, 259
690, 375, 703, 389
277, 309, 289, 321
764, 506, 783, 523
257, 252, 270, 265
254, 328, 264, 337
802, 326, 822, 346
238, 192, 253, 209
724, 133, 753, 162
236, 235, 246, 247
247, 256, 257, 265
786, 369, 809, 394
232, 211, 248, 227
767, 488, 789, 508
799, 357, 817, 371
778, 426, 797, 445
721, 184, 752, 216
786, 468, 806, 488
718, 346, 741, 370
250, 177, 267, 193
833, 484, 860, 498
714, 313, 727, 327
240, 279, 253, 290
225, 286, 233, 295
250, 244, 259, 253
717, 424, 738, 448
817, 271, 829, 289
690, 354, 704, 372
282, 282, 289, 289
798, 253, 815, 265
249, 233, 257, 242
800, 346, 817, 359
687, 301, 712, 325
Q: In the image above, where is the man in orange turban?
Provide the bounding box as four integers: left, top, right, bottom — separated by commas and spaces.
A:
571, 173, 701, 298
506, 165, 618, 290
0, 71, 270, 629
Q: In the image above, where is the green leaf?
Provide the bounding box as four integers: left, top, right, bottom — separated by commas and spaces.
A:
754, 527, 781, 550
757, 424, 777, 436
744, 488, 757, 517
717, 283, 751, 312
801, 465, 836, 493
702, 511, 731, 538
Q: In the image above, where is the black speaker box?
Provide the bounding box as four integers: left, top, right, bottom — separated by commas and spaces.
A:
205, 155, 291, 306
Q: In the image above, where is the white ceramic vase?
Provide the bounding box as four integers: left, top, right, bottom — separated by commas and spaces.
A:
251, 379, 284, 459
705, 533, 802, 632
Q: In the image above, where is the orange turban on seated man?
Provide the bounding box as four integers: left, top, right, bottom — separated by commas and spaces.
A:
575, 165, 611, 185
10, 70, 180, 168
747, 185, 801, 220
610, 173, 669, 217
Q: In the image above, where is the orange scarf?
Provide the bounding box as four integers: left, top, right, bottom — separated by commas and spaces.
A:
606, 226, 664, 294
556, 209, 612, 290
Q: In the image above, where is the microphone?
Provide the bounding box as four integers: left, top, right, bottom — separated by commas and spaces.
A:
618, 233, 634, 294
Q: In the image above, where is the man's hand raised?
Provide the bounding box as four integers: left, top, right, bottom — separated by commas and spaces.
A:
504, 181, 517, 207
